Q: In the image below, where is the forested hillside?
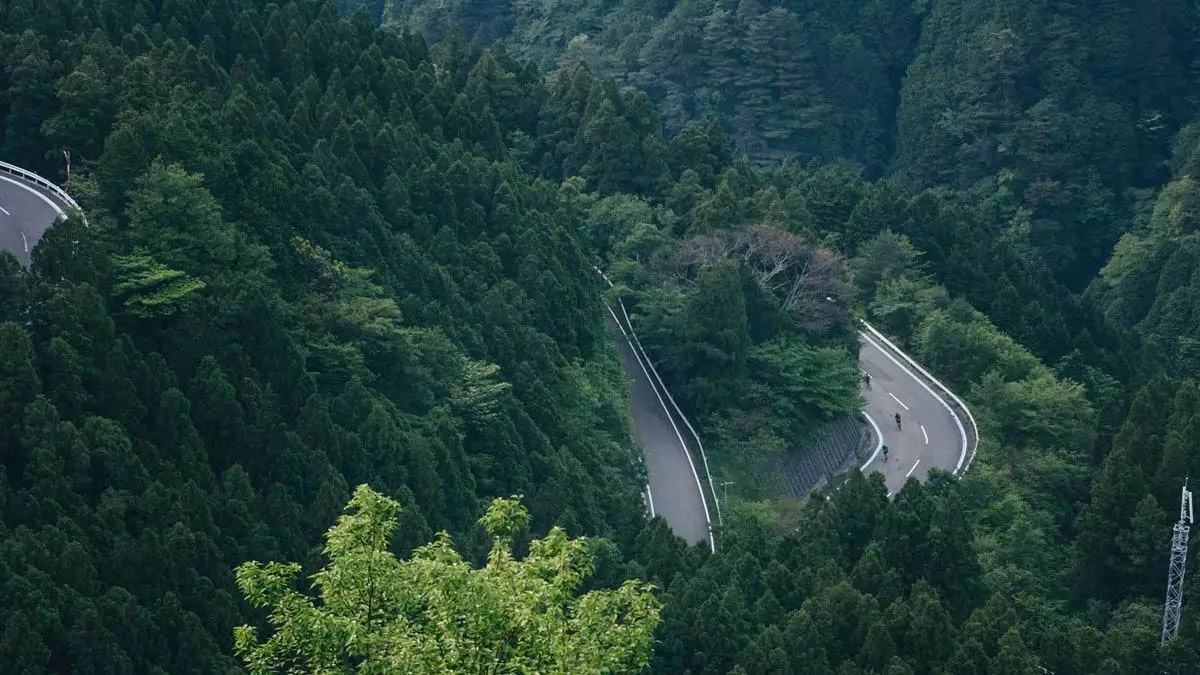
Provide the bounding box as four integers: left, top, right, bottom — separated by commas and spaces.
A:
0, 1, 660, 669
375, 0, 1198, 292
4, 0, 1200, 673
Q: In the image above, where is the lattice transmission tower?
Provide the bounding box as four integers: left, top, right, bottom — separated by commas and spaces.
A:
1161, 481, 1193, 644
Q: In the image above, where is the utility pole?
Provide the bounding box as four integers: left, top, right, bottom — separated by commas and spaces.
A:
1161, 481, 1193, 645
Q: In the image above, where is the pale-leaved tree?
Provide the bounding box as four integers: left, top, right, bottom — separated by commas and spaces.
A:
234, 485, 659, 674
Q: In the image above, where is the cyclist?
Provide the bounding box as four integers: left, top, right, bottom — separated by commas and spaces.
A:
894, 412, 902, 431
881, 444, 889, 461
863, 372, 872, 388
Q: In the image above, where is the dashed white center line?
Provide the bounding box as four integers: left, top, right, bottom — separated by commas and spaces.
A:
0, 205, 10, 216
921, 424, 928, 444
906, 459, 921, 478
889, 392, 909, 410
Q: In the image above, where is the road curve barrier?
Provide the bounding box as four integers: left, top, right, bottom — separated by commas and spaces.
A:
0, 159, 88, 226
859, 319, 980, 476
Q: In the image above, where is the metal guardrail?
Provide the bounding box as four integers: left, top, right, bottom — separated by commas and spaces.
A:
0, 159, 87, 224
859, 319, 981, 476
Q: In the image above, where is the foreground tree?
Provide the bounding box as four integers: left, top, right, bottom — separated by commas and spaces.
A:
234, 485, 660, 674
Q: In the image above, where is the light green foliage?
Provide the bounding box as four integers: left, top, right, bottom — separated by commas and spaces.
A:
584, 194, 660, 259
912, 309, 1044, 387
234, 485, 660, 674
448, 358, 511, 423
613, 221, 672, 267
1094, 232, 1163, 327
850, 230, 928, 302
1091, 155, 1200, 374
1148, 176, 1200, 239
972, 372, 1095, 456
125, 161, 238, 269
747, 334, 862, 435
868, 276, 945, 342
111, 248, 207, 317
290, 236, 409, 383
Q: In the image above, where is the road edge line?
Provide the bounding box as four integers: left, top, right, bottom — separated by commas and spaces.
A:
0, 174, 65, 216
860, 411, 884, 471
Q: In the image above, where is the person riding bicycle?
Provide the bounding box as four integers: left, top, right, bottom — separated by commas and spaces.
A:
881, 444, 889, 461
863, 372, 872, 388
894, 412, 902, 430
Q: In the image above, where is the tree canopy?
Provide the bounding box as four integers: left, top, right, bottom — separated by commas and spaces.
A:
234, 486, 660, 674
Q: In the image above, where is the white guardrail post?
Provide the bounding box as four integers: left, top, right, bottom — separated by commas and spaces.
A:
859, 319, 981, 476
0, 160, 87, 225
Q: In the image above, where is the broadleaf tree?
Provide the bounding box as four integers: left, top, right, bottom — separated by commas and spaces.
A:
234, 485, 660, 674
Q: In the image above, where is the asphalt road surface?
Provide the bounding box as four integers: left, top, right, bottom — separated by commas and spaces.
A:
858, 330, 967, 496
609, 307, 713, 548
0, 171, 67, 266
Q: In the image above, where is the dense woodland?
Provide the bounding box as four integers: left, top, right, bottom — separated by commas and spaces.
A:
3, 0, 1200, 673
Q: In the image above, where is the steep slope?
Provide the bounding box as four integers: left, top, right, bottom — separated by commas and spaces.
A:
0, 1, 662, 668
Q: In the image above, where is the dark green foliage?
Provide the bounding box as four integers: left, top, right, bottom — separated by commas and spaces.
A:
604, 202, 862, 493
6, 0, 1200, 672
378, 0, 917, 168
0, 2, 654, 671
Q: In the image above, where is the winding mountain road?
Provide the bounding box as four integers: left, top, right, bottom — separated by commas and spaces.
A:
4, 155, 972, 549
0, 162, 72, 266
606, 269, 977, 547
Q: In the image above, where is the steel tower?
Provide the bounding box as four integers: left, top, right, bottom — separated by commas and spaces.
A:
1161, 481, 1193, 644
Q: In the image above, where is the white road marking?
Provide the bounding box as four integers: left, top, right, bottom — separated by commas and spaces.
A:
860, 412, 884, 471
921, 424, 928, 444
0, 175, 65, 216
0, 205, 9, 216
646, 486, 656, 518
21, 232, 28, 253
889, 392, 909, 410
906, 459, 921, 478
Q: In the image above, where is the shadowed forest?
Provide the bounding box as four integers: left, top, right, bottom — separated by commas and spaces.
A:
2, 0, 1200, 672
